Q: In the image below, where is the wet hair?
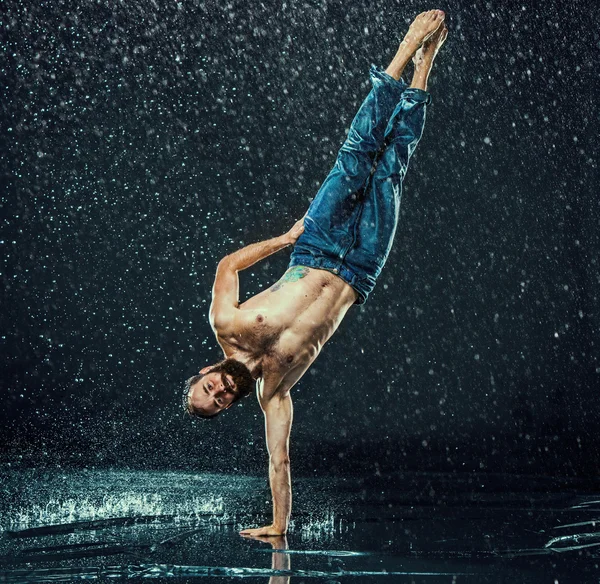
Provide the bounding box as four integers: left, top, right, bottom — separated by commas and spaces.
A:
184, 358, 255, 419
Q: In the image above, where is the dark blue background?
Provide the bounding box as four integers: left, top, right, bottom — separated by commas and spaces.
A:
2, 0, 598, 477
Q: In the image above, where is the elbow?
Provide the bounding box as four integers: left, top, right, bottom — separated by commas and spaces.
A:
218, 255, 238, 272
218, 256, 232, 271
270, 454, 290, 473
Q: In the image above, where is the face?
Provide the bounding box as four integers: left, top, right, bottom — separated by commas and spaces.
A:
187, 367, 238, 417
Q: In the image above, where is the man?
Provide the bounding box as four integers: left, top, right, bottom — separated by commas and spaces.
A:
185, 10, 448, 536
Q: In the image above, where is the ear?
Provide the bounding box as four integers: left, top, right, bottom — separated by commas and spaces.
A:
199, 367, 211, 374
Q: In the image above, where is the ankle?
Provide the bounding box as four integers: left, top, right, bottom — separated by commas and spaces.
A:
413, 57, 434, 76
400, 36, 421, 50
398, 38, 420, 56
410, 71, 430, 91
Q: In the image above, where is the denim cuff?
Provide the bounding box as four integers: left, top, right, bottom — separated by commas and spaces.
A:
401, 87, 433, 105
369, 63, 408, 93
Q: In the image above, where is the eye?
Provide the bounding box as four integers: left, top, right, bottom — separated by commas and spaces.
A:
208, 383, 213, 390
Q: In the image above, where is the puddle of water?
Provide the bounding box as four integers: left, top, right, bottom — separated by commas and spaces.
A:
0, 469, 598, 583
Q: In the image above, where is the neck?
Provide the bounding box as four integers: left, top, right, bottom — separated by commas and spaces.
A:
224, 348, 263, 380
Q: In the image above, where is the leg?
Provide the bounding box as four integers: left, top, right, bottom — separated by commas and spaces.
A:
302, 11, 447, 235
301, 65, 407, 240
410, 21, 448, 91
379, 21, 449, 177
290, 12, 447, 293
342, 88, 430, 283
339, 10, 446, 179
343, 23, 448, 295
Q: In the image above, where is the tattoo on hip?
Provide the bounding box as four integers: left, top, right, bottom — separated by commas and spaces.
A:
270, 266, 310, 292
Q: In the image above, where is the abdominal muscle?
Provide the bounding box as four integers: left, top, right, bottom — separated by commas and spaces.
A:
238, 267, 358, 364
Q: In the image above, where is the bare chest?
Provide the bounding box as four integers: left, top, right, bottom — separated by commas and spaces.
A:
236, 269, 356, 368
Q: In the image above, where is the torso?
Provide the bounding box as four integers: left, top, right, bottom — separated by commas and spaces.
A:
216, 266, 358, 400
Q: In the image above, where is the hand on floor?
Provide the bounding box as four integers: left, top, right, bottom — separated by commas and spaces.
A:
240, 524, 286, 537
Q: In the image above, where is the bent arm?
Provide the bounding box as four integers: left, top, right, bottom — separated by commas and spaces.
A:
223, 235, 292, 273
209, 220, 304, 331
209, 236, 288, 330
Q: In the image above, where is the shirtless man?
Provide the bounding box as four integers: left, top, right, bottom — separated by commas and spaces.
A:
185, 10, 448, 536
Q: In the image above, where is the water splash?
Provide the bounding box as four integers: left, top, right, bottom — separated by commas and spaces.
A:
295, 509, 348, 542
4, 492, 224, 532
0, 469, 244, 533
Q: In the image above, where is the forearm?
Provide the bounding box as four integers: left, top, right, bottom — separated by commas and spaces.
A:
223, 235, 289, 272
269, 457, 291, 533
239, 394, 294, 538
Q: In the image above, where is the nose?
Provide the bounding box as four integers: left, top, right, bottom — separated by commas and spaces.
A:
209, 381, 225, 395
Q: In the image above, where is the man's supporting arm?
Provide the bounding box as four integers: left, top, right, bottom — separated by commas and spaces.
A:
266, 393, 293, 534
210, 220, 305, 330
240, 392, 293, 536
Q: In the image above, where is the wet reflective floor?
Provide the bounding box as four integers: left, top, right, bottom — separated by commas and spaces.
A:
0, 469, 599, 582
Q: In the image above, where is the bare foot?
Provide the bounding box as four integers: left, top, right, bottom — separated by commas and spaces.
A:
409, 23, 448, 90
413, 23, 448, 70
403, 10, 445, 49
385, 10, 445, 81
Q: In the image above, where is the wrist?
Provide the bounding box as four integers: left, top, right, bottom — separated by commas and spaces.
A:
272, 522, 288, 534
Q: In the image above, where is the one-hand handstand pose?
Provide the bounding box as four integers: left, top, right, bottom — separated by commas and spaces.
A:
184, 11, 448, 536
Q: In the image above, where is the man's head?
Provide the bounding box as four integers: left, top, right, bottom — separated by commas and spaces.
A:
184, 358, 255, 419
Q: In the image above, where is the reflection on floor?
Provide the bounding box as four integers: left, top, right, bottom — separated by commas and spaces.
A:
0, 469, 598, 582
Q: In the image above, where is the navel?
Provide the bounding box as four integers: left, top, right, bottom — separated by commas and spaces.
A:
286, 354, 294, 363
256, 314, 264, 323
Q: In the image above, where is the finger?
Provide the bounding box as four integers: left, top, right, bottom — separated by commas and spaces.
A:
241, 531, 269, 540
241, 533, 267, 541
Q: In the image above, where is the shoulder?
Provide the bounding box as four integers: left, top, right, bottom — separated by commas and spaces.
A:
210, 308, 237, 336
257, 365, 288, 408
213, 308, 268, 352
